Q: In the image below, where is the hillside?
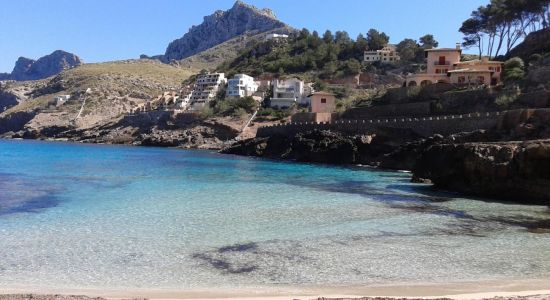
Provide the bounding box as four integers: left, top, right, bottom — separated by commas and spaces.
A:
217, 29, 404, 80
161, 1, 288, 62
177, 27, 294, 71
0, 59, 257, 149
0, 59, 195, 129
506, 27, 550, 61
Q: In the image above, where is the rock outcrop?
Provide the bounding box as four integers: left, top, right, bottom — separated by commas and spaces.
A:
2, 50, 82, 81
222, 128, 422, 165
162, 1, 287, 62
0, 81, 34, 113
413, 140, 550, 204
507, 27, 550, 61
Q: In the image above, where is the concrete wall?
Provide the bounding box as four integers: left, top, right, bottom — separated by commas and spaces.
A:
257, 111, 507, 138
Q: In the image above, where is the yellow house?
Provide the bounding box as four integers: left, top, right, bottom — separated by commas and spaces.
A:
405, 44, 503, 87
364, 45, 401, 63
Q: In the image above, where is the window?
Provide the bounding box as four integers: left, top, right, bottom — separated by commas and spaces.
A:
458, 76, 466, 84
321, 98, 327, 103
438, 56, 446, 65
496, 66, 501, 72
435, 69, 441, 74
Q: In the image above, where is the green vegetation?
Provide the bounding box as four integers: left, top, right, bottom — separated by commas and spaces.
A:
459, 0, 550, 58
366, 29, 389, 51
495, 92, 519, 108
395, 34, 440, 63
209, 96, 259, 118
178, 29, 289, 71
218, 28, 382, 78
503, 57, 526, 83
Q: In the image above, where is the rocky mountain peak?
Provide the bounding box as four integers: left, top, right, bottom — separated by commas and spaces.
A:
231, 0, 277, 19
162, 1, 287, 62
11, 57, 36, 78
3, 50, 82, 81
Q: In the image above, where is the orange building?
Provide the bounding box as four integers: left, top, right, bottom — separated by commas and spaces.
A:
309, 91, 336, 113
405, 44, 503, 87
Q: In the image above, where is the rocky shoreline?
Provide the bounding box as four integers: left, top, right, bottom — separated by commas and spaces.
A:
3, 106, 550, 204
0, 110, 243, 150
222, 110, 550, 204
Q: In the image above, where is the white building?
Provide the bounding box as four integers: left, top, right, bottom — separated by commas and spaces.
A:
53, 94, 71, 106
175, 93, 191, 109
174, 85, 194, 110
226, 74, 259, 98
265, 33, 289, 42
364, 44, 400, 63
270, 78, 304, 109
189, 73, 226, 110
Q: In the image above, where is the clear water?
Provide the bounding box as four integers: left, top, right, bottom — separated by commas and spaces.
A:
0, 139, 549, 290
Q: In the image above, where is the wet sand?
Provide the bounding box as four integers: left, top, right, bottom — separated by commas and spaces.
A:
2, 278, 550, 300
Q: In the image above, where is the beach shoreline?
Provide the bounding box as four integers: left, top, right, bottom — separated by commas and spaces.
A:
2, 278, 550, 299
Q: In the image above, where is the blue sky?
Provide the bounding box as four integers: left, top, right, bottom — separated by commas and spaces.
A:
0, 0, 487, 73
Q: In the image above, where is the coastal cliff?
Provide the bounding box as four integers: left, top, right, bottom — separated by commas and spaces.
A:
413, 140, 550, 203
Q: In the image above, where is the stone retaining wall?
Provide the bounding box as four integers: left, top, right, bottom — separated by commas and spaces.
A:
344, 102, 432, 119
257, 111, 507, 138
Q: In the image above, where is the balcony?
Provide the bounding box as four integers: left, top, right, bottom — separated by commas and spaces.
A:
434, 61, 451, 66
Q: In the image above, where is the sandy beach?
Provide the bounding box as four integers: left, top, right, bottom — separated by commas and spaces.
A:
2, 278, 550, 300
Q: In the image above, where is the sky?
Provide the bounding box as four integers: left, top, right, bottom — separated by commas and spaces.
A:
0, 0, 488, 73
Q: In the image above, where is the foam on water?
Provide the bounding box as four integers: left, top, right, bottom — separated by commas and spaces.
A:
0, 139, 549, 290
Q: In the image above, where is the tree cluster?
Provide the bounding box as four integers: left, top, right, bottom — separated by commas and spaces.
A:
395, 34, 439, 63
220, 28, 392, 78
460, 0, 550, 59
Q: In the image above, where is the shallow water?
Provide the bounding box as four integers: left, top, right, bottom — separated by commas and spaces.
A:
0, 139, 549, 290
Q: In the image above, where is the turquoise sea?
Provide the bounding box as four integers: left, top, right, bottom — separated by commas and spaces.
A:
0, 139, 549, 291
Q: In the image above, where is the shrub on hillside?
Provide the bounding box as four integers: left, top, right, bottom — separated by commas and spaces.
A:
257, 107, 292, 120
213, 96, 258, 117
503, 57, 525, 83
495, 93, 519, 108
